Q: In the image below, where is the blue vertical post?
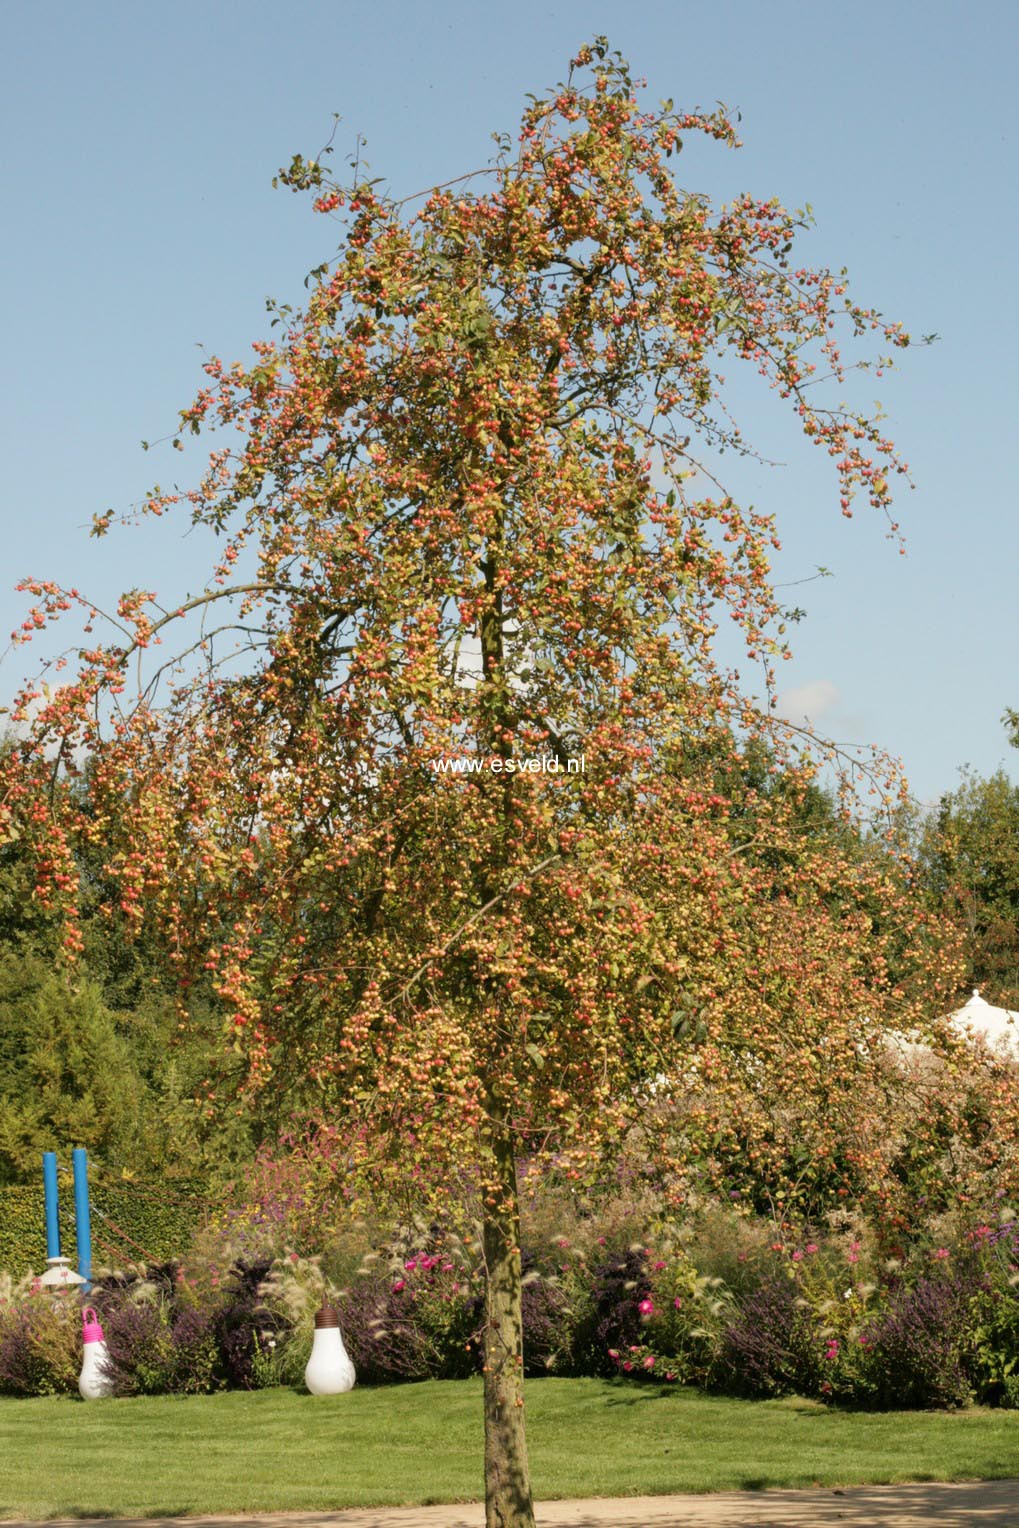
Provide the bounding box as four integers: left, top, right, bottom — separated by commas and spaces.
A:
72, 1147, 92, 1291
42, 1151, 60, 1260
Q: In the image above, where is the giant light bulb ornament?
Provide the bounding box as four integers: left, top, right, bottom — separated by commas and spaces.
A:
304, 1300, 355, 1395
79, 1307, 113, 1399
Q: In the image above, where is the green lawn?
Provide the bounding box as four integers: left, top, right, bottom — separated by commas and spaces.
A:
1, 1380, 1017, 1519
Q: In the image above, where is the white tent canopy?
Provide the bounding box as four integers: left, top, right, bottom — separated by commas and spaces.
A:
949, 988, 1019, 1052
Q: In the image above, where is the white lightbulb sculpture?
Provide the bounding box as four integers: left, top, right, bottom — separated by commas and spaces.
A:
304, 1300, 355, 1395
79, 1307, 113, 1399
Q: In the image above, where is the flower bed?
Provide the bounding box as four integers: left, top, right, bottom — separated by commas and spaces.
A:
2, 1203, 1017, 1407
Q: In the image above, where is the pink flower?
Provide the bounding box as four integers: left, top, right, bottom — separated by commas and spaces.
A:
392, 1280, 406, 1293
642, 1354, 656, 1370
805, 1243, 819, 1255
652, 1260, 666, 1271
608, 1349, 620, 1360
933, 1247, 950, 1259
847, 1250, 859, 1263
673, 1296, 682, 1308
638, 1298, 655, 1316
791, 1250, 804, 1262
664, 1371, 677, 1381
622, 1360, 633, 1372
404, 1259, 417, 1271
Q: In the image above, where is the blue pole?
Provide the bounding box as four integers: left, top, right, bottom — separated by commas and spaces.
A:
72, 1147, 92, 1291
42, 1152, 60, 1260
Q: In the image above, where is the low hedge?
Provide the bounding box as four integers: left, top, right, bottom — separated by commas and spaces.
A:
0, 1180, 208, 1277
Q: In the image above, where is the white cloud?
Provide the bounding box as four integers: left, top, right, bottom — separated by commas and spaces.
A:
777, 678, 841, 724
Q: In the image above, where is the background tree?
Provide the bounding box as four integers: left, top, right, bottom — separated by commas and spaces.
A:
2, 40, 941, 1527
0, 952, 143, 1184
915, 767, 1019, 1010
0, 738, 254, 1184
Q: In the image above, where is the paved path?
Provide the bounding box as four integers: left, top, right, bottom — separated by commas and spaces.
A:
5, 1482, 1019, 1528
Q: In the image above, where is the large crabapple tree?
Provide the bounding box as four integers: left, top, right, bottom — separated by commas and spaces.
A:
2, 40, 948, 1527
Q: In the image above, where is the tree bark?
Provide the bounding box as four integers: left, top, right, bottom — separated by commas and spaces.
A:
482, 1104, 535, 1528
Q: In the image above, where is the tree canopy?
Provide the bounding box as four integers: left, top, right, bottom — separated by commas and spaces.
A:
1, 40, 948, 1527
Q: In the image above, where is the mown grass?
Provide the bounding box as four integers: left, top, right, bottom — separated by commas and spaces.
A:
1, 1379, 1017, 1518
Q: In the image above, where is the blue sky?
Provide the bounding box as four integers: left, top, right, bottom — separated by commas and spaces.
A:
1, 0, 1016, 803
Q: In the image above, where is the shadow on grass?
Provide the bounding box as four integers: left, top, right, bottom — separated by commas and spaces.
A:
58, 1509, 194, 1521
603, 1386, 681, 1407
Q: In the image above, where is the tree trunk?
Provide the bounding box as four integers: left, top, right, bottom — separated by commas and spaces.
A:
482, 1107, 535, 1528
